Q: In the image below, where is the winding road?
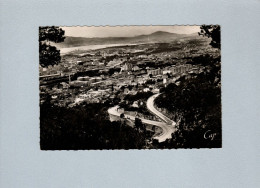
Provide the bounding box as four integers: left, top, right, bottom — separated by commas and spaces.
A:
108, 94, 176, 142
146, 93, 175, 125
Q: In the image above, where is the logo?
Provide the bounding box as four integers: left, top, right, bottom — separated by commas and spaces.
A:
204, 130, 217, 141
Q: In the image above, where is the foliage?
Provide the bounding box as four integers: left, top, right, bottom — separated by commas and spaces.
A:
120, 113, 125, 119
188, 54, 221, 86
108, 68, 121, 75
146, 80, 156, 85
134, 118, 145, 132
199, 25, 221, 49
39, 26, 65, 67
39, 43, 61, 67
124, 91, 153, 103
155, 56, 221, 148
40, 101, 146, 150
39, 26, 65, 43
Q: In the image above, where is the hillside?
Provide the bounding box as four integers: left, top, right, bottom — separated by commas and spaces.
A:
54, 31, 199, 48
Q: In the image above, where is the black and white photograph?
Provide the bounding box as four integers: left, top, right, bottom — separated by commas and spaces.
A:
39, 25, 221, 150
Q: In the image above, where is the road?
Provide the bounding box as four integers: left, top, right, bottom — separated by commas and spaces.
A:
146, 94, 175, 125
108, 93, 176, 142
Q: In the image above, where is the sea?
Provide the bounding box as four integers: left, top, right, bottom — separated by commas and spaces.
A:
59, 43, 139, 54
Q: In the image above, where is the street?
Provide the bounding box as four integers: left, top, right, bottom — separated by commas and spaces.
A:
108, 93, 176, 142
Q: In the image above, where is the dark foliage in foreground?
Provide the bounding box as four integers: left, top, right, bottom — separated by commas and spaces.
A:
40, 101, 146, 150
155, 55, 221, 148
199, 25, 221, 49
39, 43, 61, 67
39, 26, 65, 67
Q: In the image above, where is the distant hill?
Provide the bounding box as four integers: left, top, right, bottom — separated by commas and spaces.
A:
53, 31, 200, 48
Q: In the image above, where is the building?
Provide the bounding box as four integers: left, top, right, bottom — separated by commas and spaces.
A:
91, 81, 104, 87
121, 62, 133, 71
107, 59, 123, 67
147, 68, 163, 76
70, 80, 89, 87
132, 65, 140, 71
163, 70, 171, 75
77, 76, 90, 81
170, 64, 192, 75
89, 77, 102, 83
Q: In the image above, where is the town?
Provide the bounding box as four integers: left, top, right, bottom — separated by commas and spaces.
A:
40, 40, 218, 106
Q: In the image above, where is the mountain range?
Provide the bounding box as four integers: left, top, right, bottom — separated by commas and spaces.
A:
53, 31, 200, 48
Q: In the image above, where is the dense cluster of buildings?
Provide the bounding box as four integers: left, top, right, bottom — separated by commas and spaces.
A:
40, 40, 219, 107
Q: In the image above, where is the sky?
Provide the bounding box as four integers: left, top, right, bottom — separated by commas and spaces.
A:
61, 26, 200, 38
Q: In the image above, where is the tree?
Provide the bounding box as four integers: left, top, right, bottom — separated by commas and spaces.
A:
120, 86, 125, 91
39, 26, 65, 67
111, 84, 114, 92
120, 113, 125, 119
127, 85, 133, 91
135, 117, 144, 131
152, 139, 159, 146
118, 101, 127, 109
198, 25, 220, 49
164, 83, 177, 93
40, 102, 146, 150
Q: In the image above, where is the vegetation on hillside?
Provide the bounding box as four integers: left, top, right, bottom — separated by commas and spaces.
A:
40, 99, 146, 150
199, 25, 221, 49
155, 55, 221, 148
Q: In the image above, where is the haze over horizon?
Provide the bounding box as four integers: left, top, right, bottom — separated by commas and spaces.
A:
61, 26, 200, 38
